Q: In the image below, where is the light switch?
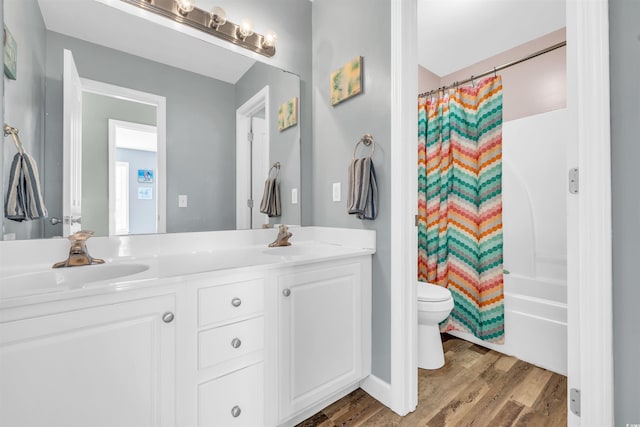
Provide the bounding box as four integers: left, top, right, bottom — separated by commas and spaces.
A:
332, 182, 341, 202
178, 194, 188, 208
291, 188, 298, 204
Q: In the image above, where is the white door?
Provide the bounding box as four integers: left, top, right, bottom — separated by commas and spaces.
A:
251, 116, 269, 229
62, 49, 83, 236
115, 161, 130, 235
0, 295, 176, 427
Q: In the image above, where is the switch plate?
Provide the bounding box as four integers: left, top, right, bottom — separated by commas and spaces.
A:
178, 194, 188, 208
332, 182, 341, 202
291, 188, 298, 204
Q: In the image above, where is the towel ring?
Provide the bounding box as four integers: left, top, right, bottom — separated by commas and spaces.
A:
3, 123, 24, 155
269, 162, 281, 179
353, 134, 376, 159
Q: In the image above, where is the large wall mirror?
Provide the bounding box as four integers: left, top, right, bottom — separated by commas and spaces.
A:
2, 0, 301, 241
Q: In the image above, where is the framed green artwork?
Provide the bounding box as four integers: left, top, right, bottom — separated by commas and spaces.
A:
330, 56, 363, 106
278, 96, 298, 131
3, 26, 17, 80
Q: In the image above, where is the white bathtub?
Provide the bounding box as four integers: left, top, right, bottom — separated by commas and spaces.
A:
448, 273, 567, 375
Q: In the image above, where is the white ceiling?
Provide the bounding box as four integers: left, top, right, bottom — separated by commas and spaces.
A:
37, 0, 256, 84
417, 0, 566, 76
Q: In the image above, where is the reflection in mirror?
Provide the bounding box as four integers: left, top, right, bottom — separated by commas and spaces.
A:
2, 0, 301, 241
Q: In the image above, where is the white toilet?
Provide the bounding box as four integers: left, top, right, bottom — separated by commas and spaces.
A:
417, 281, 454, 369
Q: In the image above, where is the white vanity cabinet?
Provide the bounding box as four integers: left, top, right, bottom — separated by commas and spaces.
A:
0, 293, 176, 427
276, 257, 372, 425
182, 273, 269, 427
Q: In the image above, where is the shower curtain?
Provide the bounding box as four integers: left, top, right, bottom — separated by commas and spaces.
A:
418, 76, 504, 343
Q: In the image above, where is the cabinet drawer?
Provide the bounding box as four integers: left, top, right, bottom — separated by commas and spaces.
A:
198, 362, 264, 427
199, 317, 264, 370
198, 279, 264, 327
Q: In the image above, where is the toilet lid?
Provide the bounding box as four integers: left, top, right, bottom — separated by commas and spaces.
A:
417, 282, 452, 302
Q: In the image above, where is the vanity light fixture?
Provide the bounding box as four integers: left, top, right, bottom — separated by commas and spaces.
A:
120, 0, 276, 57
175, 0, 195, 15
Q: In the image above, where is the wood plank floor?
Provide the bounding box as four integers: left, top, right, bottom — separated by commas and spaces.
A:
297, 335, 567, 427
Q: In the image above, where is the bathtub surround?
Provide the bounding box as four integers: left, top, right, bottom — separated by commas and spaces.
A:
418, 76, 505, 343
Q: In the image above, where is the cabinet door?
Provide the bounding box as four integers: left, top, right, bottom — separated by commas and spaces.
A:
0, 295, 176, 427
278, 262, 363, 420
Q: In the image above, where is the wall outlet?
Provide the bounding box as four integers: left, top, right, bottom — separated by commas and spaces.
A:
291, 188, 298, 204
332, 182, 341, 202
178, 194, 188, 208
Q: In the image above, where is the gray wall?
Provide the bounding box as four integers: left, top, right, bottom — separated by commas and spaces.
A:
312, 0, 392, 382
43, 31, 237, 237
236, 62, 301, 226
218, 0, 313, 226
116, 148, 157, 235
2, 0, 46, 240
81, 92, 156, 236
609, 0, 640, 424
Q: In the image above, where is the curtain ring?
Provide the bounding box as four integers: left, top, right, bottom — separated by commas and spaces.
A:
494, 67, 497, 78
471, 76, 476, 87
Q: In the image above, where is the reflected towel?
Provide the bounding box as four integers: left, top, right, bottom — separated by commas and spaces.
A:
259, 177, 281, 217
348, 157, 378, 220
4, 152, 48, 221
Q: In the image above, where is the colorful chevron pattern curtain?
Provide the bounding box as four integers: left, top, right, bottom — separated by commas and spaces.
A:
418, 76, 505, 343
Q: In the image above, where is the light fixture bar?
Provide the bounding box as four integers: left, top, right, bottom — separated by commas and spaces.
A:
120, 0, 276, 57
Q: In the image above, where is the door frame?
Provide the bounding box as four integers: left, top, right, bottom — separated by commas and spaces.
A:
236, 85, 270, 230
81, 78, 167, 234
390, 0, 613, 424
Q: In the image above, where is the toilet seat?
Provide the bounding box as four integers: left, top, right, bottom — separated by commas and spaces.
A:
417, 282, 451, 302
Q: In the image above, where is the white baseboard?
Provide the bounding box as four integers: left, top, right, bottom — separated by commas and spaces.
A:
360, 374, 393, 409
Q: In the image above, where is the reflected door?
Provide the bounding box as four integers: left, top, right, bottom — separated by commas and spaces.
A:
62, 49, 83, 236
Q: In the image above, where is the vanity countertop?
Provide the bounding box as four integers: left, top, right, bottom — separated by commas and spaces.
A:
0, 227, 376, 309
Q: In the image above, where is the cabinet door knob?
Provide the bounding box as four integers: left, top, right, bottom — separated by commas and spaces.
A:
282, 288, 291, 297
231, 338, 242, 348
231, 405, 242, 418
231, 297, 242, 307
162, 312, 175, 323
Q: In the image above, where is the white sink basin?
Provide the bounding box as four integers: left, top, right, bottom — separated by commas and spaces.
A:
0, 263, 149, 299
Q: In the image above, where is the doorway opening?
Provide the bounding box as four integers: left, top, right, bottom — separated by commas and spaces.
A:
236, 86, 270, 230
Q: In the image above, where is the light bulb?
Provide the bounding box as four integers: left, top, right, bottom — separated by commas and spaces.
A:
210, 6, 227, 29
176, 0, 195, 15
238, 18, 254, 40
262, 31, 277, 49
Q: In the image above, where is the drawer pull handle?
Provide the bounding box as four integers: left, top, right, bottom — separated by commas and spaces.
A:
231, 338, 242, 349
231, 405, 242, 418
162, 312, 175, 323
282, 288, 291, 297
231, 297, 242, 307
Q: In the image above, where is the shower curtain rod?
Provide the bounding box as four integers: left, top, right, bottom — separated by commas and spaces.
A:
418, 40, 566, 98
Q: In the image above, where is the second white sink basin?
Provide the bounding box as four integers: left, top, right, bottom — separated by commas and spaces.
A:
1, 263, 150, 299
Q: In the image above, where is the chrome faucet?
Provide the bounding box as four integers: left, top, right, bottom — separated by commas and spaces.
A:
52, 230, 105, 268
268, 224, 293, 247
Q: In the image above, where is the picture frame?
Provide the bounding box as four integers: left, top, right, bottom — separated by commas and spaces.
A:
3, 26, 17, 80
137, 169, 154, 183
138, 187, 153, 200
330, 56, 363, 106
278, 97, 298, 131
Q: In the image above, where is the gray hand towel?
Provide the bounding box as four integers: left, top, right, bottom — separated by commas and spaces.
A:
348, 156, 378, 220
260, 177, 281, 217
4, 152, 48, 221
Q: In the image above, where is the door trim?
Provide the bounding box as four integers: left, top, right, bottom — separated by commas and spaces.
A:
236, 86, 270, 230
81, 78, 167, 234
567, 0, 613, 424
